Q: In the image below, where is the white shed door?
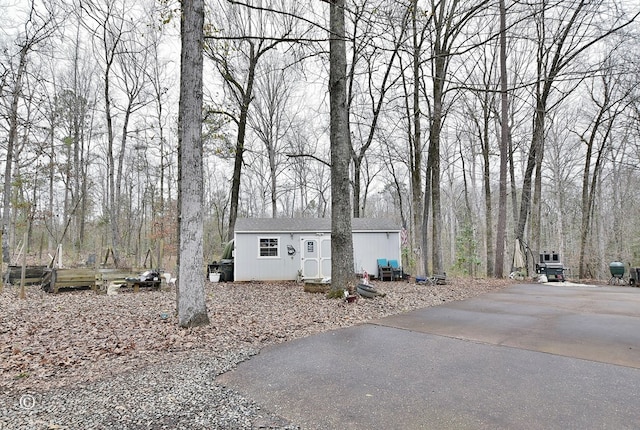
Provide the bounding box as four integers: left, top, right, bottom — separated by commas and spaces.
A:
300, 237, 331, 279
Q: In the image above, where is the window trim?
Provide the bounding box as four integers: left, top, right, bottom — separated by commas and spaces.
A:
258, 236, 280, 258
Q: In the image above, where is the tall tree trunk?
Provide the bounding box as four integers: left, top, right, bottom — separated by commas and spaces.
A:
2, 46, 28, 265
116, 106, 132, 222
482, 94, 494, 277
352, 159, 362, 217
578, 74, 621, 278
227, 51, 257, 241
104, 51, 120, 265
49, 97, 56, 253
515, 94, 545, 268
177, 0, 209, 327
270, 144, 278, 217
429, 52, 445, 275
72, 94, 81, 253
410, 0, 424, 277
494, 0, 508, 278
80, 112, 95, 249
531, 132, 544, 257
422, 162, 432, 275
71, 21, 86, 255
329, 0, 355, 292
509, 126, 518, 229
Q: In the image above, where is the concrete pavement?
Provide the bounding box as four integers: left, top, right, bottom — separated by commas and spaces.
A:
218, 283, 640, 429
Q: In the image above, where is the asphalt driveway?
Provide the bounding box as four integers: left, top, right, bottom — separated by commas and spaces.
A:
218, 283, 640, 429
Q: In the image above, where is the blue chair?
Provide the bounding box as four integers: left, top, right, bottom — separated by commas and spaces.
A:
389, 259, 403, 281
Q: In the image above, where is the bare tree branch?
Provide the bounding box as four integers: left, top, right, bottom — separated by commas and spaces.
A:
286, 153, 331, 167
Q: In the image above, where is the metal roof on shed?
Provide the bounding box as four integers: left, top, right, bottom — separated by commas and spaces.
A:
235, 218, 401, 233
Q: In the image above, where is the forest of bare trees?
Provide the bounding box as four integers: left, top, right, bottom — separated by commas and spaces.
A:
2, 0, 640, 282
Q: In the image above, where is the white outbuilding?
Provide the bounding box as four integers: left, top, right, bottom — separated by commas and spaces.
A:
232, 218, 403, 282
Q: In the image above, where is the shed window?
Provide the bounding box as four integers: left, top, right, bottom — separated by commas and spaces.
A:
259, 237, 279, 257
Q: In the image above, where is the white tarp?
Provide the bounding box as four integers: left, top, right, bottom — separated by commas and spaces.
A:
512, 238, 526, 271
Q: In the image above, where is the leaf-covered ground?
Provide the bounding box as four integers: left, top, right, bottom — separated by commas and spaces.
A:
0, 278, 513, 394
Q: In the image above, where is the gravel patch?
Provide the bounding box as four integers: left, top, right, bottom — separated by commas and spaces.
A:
0, 278, 512, 429
0, 349, 298, 429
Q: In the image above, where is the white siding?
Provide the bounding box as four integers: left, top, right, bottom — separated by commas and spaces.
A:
234, 228, 402, 282
235, 233, 304, 281
353, 232, 402, 277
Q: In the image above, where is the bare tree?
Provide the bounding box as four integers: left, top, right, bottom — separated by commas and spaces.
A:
458, 34, 499, 277
283, 110, 333, 218
248, 59, 294, 217
513, 0, 639, 268
329, 0, 355, 292
113, 33, 153, 238
1, 0, 58, 265
177, 0, 209, 327
422, 0, 490, 276
64, 21, 95, 255
204, 0, 300, 240
284, 121, 324, 217
575, 53, 634, 278
494, 0, 509, 278
145, 5, 176, 265
346, 0, 408, 218
8, 63, 47, 258
391, 0, 430, 277
407, 0, 428, 277
79, 0, 133, 266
